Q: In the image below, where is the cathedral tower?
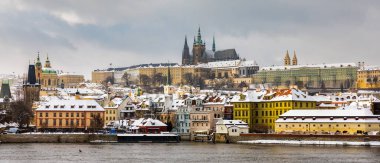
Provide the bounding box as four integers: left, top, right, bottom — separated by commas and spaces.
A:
284, 50, 291, 66
292, 50, 298, 65
181, 36, 191, 65
192, 27, 206, 65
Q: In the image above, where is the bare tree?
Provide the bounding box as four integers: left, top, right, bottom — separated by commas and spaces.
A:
90, 114, 104, 132
10, 101, 33, 128
140, 74, 151, 86
122, 72, 130, 86
183, 73, 193, 85
152, 73, 165, 86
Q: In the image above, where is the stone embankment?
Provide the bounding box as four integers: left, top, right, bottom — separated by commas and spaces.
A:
216, 133, 380, 143
0, 134, 117, 143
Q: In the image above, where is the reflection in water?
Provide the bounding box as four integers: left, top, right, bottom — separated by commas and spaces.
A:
0, 143, 379, 162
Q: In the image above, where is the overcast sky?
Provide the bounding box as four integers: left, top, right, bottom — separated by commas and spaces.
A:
0, 0, 379, 79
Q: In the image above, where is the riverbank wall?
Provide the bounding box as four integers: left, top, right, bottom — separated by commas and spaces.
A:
0, 134, 117, 143
223, 134, 380, 143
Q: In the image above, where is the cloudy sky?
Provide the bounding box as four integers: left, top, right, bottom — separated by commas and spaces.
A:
0, 0, 379, 79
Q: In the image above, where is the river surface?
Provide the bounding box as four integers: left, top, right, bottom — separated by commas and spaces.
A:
0, 143, 379, 163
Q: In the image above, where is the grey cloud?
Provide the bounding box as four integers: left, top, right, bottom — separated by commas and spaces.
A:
0, 0, 379, 79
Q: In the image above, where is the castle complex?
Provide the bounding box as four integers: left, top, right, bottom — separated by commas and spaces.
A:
182, 27, 240, 65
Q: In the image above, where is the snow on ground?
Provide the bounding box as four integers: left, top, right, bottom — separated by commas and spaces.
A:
238, 140, 380, 146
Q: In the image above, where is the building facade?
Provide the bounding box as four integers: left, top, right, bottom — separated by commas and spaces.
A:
357, 66, 380, 90
92, 71, 114, 84
35, 100, 105, 131
231, 89, 317, 132
275, 106, 380, 134
58, 73, 85, 88
254, 62, 358, 90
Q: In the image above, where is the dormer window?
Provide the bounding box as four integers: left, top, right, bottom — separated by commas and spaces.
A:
71, 105, 75, 108
54, 105, 58, 108
79, 105, 83, 108
283, 117, 287, 120
60, 105, 65, 108
355, 117, 359, 120
343, 117, 347, 120
45, 105, 50, 109
301, 117, 305, 120
330, 117, 334, 120
312, 117, 316, 120
293, 117, 297, 120
87, 106, 91, 108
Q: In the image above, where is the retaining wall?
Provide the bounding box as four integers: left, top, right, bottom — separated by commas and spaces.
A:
0, 134, 117, 143
226, 134, 380, 143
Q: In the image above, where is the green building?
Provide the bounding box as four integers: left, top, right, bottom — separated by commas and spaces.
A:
253, 63, 358, 90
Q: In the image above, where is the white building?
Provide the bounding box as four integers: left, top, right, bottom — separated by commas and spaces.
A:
215, 119, 249, 136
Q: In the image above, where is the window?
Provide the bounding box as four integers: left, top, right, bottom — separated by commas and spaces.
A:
76, 113, 79, 117
39, 113, 43, 117
71, 113, 74, 117
53, 119, 56, 126
45, 113, 48, 117
81, 113, 84, 117
66, 113, 69, 117
59, 113, 62, 117
59, 119, 62, 126
53, 113, 56, 117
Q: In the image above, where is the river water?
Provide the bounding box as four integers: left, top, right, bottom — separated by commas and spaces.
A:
0, 143, 379, 162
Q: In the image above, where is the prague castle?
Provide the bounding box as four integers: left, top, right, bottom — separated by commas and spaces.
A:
182, 27, 240, 65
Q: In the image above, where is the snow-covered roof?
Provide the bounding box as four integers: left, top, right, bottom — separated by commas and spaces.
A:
279, 104, 376, 118
36, 99, 104, 111
231, 89, 315, 102
261, 63, 357, 71
240, 60, 258, 67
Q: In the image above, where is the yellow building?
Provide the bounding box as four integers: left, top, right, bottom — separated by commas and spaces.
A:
58, 73, 85, 88
357, 66, 380, 90
35, 99, 105, 131
275, 107, 380, 134
104, 106, 118, 125
138, 65, 209, 86
231, 89, 317, 132
92, 71, 114, 84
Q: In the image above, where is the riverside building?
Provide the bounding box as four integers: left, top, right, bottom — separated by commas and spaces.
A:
231, 89, 317, 132
253, 52, 358, 91
275, 103, 380, 134
35, 99, 105, 131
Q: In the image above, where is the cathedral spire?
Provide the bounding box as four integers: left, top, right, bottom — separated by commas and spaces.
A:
284, 50, 291, 66
197, 26, 202, 44
212, 35, 216, 52
182, 36, 191, 65
292, 50, 298, 65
